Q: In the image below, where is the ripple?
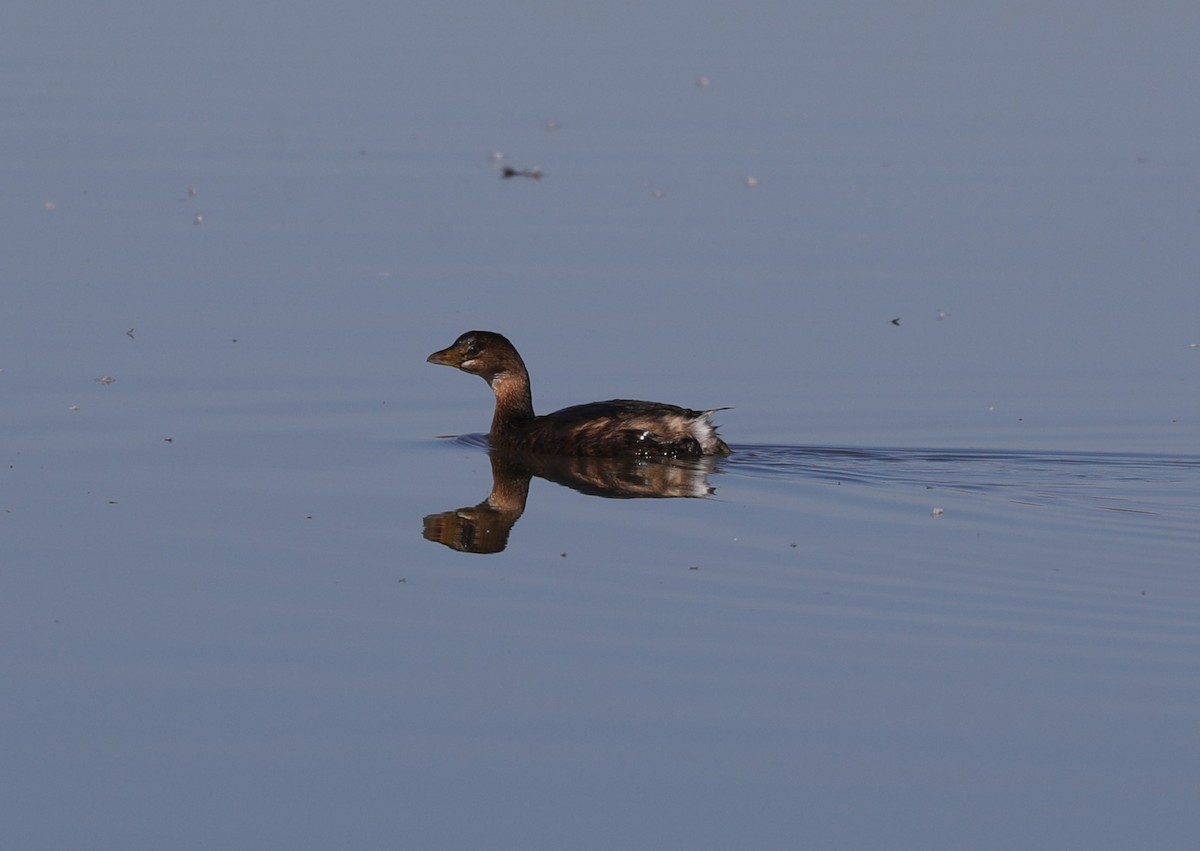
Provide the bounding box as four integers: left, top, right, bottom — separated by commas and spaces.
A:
724, 444, 1200, 527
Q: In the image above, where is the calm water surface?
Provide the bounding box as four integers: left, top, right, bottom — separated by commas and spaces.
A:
3, 2, 1199, 848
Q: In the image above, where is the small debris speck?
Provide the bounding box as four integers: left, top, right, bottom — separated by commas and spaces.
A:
501, 166, 542, 181
744, 175, 759, 188
931, 507, 944, 517
95, 375, 116, 385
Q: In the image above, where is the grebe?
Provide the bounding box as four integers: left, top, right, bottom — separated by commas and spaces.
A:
427, 331, 731, 457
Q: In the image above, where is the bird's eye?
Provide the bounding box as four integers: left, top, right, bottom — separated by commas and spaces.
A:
464, 342, 480, 357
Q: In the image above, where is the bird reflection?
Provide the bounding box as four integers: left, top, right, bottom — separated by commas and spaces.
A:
423, 448, 721, 554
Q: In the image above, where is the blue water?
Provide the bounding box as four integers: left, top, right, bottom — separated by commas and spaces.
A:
3, 1, 1199, 848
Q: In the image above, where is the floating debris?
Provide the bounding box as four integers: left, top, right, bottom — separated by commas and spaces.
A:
95, 375, 116, 385
937, 309, 951, 321
68, 405, 79, 412
931, 507, 944, 517
696, 75, 711, 89
501, 166, 542, 181
187, 185, 198, 197
545, 119, 560, 131
744, 175, 760, 188
192, 214, 204, 225
44, 201, 57, 211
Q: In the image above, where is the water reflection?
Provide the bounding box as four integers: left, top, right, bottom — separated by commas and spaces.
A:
423, 448, 721, 554
425, 443, 1200, 553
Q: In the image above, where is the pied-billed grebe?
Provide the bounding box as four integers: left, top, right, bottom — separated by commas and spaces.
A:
427, 331, 732, 457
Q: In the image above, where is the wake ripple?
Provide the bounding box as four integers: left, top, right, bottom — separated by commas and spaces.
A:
724, 444, 1200, 524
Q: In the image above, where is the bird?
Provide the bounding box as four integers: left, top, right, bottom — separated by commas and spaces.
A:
427, 331, 731, 458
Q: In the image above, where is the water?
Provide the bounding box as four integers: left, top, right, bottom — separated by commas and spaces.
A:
3, 2, 1199, 848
